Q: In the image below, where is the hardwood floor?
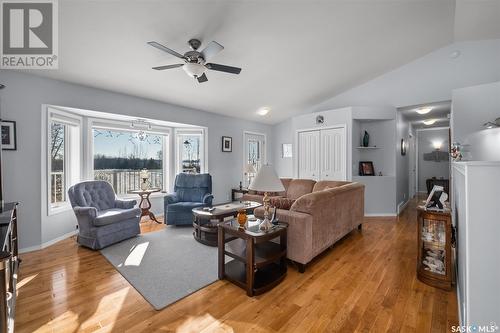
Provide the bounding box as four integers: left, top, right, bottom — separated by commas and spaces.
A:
16, 199, 458, 332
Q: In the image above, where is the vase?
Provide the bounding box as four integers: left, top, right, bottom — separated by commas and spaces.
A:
237, 209, 247, 228
362, 131, 370, 147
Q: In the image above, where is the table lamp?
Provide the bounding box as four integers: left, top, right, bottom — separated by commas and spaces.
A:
243, 163, 256, 188
248, 165, 284, 231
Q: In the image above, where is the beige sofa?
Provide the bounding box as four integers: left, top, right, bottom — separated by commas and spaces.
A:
253, 179, 364, 272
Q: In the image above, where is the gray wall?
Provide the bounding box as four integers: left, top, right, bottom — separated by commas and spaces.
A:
396, 112, 412, 209
417, 128, 450, 192
272, 119, 293, 178
0, 71, 272, 251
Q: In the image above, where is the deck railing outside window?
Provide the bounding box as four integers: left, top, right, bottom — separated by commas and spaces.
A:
94, 169, 163, 195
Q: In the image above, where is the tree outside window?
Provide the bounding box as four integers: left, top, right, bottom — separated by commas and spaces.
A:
50, 122, 66, 204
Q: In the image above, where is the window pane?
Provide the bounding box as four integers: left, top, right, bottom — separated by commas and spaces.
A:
248, 140, 261, 171
180, 135, 201, 174
50, 122, 66, 204
93, 129, 164, 195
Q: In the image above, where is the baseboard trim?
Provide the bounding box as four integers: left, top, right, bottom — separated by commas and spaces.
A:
20, 230, 77, 254
364, 213, 397, 217
397, 199, 410, 215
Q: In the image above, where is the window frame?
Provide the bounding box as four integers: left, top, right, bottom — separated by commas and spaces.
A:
46, 108, 82, 216
88, 118, 170, 199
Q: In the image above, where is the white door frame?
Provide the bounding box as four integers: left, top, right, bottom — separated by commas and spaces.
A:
295, 124, 347, 180
243, 131, 267, 172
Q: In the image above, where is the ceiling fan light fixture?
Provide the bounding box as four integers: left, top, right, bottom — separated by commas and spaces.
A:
416, 107, 433, 115
183, 63, 206, 78
423, 119, 437, 126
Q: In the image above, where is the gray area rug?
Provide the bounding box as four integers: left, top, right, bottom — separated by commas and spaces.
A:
100, 227, 218, 310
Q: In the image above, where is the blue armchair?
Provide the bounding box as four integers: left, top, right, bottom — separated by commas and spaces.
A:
68, 181, 141, 250
164, 173, 213, 225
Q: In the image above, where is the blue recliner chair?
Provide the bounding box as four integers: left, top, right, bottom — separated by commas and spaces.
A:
164, 173, 213, 225
68, 181, 141, 250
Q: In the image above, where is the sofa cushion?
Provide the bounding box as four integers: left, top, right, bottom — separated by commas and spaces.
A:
286, 179, 316, 200
94, 207, 141, 226
312, 180, 351, 192
270, 197, 295, 210
167, 201, 205, 212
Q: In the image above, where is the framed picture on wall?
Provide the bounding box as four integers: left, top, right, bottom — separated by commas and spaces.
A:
222, 136, 232, 152
1, 121, 17, 150
282, 143, 292, 158
359, 161, 374, 176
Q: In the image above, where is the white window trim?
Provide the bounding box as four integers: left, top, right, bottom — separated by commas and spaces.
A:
88, 118, 171, 197
44, 107, 83, 216
174, 127, 208, 175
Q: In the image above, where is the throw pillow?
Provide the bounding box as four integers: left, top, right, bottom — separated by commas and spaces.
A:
270, 197, 295, 210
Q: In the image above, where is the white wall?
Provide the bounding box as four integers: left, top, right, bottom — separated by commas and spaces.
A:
417, 128, 450, 192
310, 39, 500, 111
0, 70, 272, 251
451, 81, 500, 161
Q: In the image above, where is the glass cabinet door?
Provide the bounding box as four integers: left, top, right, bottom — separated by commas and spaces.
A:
421, 218, 446, 275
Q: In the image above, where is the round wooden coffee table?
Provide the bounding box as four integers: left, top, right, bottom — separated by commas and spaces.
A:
192, 201, 261, 246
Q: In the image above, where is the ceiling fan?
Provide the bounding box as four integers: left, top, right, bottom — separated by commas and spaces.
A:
148, 38, 242, 83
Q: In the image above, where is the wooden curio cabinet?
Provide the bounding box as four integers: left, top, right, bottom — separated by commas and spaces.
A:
416, 206, 453, 290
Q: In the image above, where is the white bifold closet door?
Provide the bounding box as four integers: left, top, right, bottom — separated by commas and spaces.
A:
298, 127, 346, 181
320, 127, 346, 180
298, 130, 320, 180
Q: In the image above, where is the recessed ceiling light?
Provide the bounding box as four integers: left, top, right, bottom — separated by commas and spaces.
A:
423, 119, 437, 126
450, 50, 461, 59
256, 107, 270, 116
415, 107, 433, 115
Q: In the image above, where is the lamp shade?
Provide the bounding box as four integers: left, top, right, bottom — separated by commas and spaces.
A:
244, 163, 256, 174
248, 165, 284, 192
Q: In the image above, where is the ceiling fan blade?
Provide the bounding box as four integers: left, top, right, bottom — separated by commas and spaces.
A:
152, 64, 184, 70
147, 41, 185, 59
197, 73, 208, 83
206, 63, 241, 74
200, 41, 224, 61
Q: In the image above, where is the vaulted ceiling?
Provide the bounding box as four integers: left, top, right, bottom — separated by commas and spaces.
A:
24, 0, 500, 124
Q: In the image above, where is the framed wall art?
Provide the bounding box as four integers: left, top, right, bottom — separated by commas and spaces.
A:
1, 121, 16, 150
222, 136, 232, 152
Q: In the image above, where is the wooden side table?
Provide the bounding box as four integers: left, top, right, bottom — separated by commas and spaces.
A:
231, 188, 249, 201
218, 219, 287, 296
128, 188, 162, 223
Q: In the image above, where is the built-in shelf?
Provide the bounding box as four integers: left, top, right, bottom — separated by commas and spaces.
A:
356, 146, 381, 149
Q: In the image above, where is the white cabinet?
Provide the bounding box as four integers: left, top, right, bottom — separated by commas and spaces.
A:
452, 161, 500, 327
298, 127, 346, 181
